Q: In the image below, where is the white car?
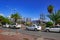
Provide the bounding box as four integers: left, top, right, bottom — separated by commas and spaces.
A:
3, 24, 9, 28
9, 24, 21, 29
44, 26, 60, 32
26, 24, 41, 31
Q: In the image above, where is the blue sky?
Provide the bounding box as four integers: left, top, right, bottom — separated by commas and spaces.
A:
0, 0, 60, 20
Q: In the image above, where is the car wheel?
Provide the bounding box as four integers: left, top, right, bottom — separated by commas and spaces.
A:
34, 28, 37, 31
9, 26, 10, 28
14, 26, 16, 29
46, 29, 50, 32
26, 28, 28, 30
59, 30, 60, 33
26, 28, 29, 30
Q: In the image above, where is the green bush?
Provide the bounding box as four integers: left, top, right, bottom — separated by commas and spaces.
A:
46, 21, 53, 27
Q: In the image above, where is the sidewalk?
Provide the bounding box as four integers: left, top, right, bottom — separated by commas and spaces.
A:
0, 29, 37, 40
0, 29, 56, 40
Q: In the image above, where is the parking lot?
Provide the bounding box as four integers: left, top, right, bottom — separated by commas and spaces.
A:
0, 27, 60, 40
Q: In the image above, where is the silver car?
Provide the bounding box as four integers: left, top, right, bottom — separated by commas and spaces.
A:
26, 24, 41, 31
9, 24, 21, 29
44, 26, 60, 32
3, 24, 9, 28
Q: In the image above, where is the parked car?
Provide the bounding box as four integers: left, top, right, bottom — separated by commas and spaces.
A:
26, 24, 41, 31
3, 24, 9, 28
44, 26, 60, 32
9, 23, 21, 29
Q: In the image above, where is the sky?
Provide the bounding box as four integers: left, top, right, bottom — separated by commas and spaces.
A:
0, 0, 60, 20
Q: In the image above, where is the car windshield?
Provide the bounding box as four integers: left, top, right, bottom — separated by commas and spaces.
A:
32, 25, 35, 27
55, 26, 58, 28
55, 26, 60, 28
28, 25, 35, 27
51, 26, 60, 28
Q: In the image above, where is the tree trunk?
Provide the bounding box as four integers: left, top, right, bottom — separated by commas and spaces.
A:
15, 19, 17, 23
53, 22, 55, 27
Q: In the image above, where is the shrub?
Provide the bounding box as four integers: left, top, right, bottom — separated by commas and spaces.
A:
46, 21, 53, 27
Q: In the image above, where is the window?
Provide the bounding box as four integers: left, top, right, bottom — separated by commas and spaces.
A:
54, 26, 60, 28
57, 26, 60, 28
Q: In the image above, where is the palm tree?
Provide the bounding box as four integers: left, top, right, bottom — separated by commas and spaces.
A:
2, 18, 11, 24
47, 5, 53, 14
0, 15, 5, 24
47, 10, 60, 26
11, 12, 21, 23
0, 15, 11, 25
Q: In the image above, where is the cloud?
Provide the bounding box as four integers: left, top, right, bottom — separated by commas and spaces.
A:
7, 16, 11, 18
32, 18, 39, 20
0, 13, 4, 16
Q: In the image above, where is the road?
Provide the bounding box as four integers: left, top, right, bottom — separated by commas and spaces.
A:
0, 27, 60, 40
17, 29, 60, 40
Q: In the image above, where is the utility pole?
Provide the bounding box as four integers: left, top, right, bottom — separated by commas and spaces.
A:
40, 13, 45, 30
40, 13, 45, 21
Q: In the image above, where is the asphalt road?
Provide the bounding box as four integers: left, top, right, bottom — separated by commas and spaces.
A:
0, 27, 60, 40
18, 29, 60, 40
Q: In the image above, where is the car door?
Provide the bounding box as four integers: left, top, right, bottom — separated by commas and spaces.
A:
28, 26, 32, 30
27, 26, 33, 30
50, 26, 59, 32
29, 25, 35, 30
49, 27, 57, 32
54, 26, 60, 32
49, 27, 55, 31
